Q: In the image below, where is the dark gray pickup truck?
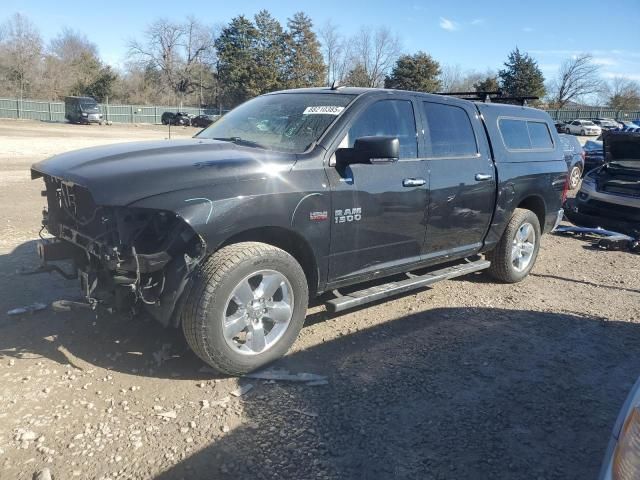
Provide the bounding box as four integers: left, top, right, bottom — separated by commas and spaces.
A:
31, 87, 568, 374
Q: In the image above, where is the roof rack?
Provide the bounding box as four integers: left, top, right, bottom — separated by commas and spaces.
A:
435, 91, 539, 106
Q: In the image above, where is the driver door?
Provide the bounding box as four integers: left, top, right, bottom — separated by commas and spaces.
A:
325, 98, 429, 283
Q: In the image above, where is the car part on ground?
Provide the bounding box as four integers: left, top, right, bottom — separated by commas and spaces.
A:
565, 131, 640, 237
553, 225, 640, 253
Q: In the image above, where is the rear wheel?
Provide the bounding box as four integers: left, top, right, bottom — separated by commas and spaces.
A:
181, 242, 309, 375
568, 165, 582, 189
486, 208, 541, 283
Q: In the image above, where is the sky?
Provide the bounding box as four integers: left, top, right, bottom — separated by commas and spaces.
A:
3, 0, 640, 82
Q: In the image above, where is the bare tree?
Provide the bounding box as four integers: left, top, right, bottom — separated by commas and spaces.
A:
319, 20, 346, 86
548, 54, 603, 107
348, 26, 401, 87
0, 13, 43, 98
42, 28, 101, 99
128, 17, 216, 102
439, 64, 465, 92
604, 76, 640, 110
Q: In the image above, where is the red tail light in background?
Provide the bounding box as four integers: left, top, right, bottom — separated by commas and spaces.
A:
561, 174, 570, 203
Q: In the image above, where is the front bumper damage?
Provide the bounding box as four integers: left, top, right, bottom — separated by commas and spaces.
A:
34, 174, 206, 325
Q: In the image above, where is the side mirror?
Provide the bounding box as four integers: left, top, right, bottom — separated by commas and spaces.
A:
336, 136, 399, 166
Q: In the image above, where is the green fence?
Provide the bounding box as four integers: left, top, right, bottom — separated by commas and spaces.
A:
545, 108, 640, 122
0, 98, 222, 124
1, 97, 639, 124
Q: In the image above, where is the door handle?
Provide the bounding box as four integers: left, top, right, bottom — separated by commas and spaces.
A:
402, 178, 426, 187
475, 173, 493, 181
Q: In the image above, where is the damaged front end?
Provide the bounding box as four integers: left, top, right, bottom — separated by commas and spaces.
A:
35, 174, 206, 325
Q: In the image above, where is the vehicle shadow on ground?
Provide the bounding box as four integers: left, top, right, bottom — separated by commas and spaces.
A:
0, 241, 431, 380
153, 308, 640, 480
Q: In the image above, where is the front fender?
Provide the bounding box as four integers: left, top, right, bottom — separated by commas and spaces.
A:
128, 177, 331, 271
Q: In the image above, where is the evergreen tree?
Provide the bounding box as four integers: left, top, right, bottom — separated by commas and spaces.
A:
343, 64, 370, 87
215, 15, 261, 107
254, 10, 286, 92
384, 52, 441, 92
473, 75, 500, 93
283, 12, 325, 88
498, 47, 546, 99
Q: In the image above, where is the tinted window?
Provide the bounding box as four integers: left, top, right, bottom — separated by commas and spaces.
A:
528, 121, 553, 149
422, 102, 477, 157
499, 119, 531, 149
348, 100, 417, 158
499, 119, 554, 150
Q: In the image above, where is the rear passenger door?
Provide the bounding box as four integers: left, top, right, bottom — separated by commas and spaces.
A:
420, 100, 496, 257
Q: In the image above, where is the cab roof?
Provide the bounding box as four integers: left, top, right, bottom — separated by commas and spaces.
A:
266, 86, 547, 117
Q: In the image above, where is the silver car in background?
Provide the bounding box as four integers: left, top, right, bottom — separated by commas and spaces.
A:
564, 119, 602, 136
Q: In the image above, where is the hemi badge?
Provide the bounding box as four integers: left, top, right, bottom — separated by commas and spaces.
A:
309, 211, 328, 221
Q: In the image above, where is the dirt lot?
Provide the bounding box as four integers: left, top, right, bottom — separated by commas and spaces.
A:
1, 120, 639, 480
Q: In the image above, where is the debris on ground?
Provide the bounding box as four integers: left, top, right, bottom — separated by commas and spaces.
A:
554, 225, 640, 253
245, 368, 328, 383
156, 410, 177, 419
33, 468, 52, 480
7, 302, 47, 316
230, 384, 254, 397
290, 409, 319, 417
152, 343, 173, 366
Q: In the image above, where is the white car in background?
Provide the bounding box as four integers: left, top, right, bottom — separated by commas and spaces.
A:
564, 119, 602, 136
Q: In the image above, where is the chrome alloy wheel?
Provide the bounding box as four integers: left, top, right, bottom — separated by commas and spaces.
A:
511, 222, 536, 272
569, 166, 581, 189
222, 270, 294, 355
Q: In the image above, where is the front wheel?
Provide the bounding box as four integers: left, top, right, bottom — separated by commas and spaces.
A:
181, 242, 309, 375
486, 208, 541, 283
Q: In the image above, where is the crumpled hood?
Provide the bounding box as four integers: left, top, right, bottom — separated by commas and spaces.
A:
31, 139, 296, 206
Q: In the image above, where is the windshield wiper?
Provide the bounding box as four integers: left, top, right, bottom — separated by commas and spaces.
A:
211, 137, 267, 149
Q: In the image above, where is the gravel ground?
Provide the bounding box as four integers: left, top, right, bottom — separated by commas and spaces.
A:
1, 120, 639, 480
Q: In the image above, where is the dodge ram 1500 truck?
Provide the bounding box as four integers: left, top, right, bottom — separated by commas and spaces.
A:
31, 87, 568, 374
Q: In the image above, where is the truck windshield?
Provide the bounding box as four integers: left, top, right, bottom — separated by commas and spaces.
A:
197, 93, 355, 153
80, 103, 99, 112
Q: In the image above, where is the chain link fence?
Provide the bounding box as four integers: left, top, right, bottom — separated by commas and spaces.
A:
0, 98, 224, 124
1, 97, 639, 125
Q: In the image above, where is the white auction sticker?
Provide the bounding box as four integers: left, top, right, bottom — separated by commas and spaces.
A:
302, 106, 345, 115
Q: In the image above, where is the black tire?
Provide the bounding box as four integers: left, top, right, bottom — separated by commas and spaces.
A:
181, 242, 309, 375
486, 208, 541, 283
581, 129, 586, 136
568, 165, 582, 190
565, 127, 571, 134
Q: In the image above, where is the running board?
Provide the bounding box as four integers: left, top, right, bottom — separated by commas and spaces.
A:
324, 259, 490, 313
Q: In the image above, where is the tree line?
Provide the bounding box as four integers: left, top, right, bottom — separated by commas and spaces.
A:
1, 11, 639, 111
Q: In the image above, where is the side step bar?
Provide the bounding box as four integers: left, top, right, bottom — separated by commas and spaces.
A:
324, 258, 490, 313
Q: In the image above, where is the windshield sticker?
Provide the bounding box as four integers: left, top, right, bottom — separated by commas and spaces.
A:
303, 106, 345, 115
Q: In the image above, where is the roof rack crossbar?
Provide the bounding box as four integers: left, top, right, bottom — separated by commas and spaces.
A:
434, 91, 539, 106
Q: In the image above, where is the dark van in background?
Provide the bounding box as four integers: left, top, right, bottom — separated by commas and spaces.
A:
64, 96, 103, 124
